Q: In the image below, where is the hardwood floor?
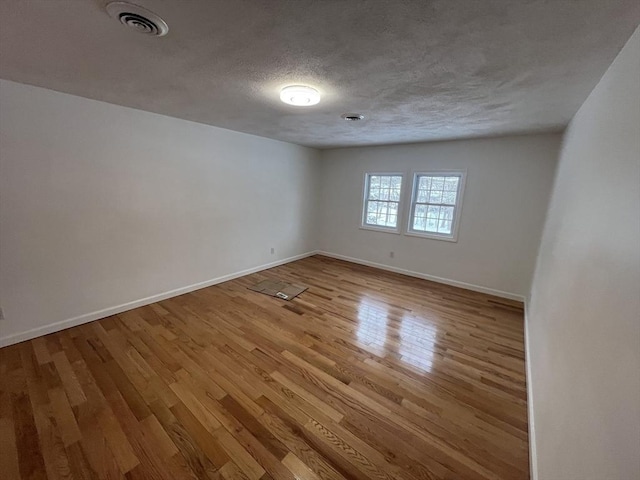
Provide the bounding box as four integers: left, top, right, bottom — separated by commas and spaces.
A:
0, 255, 530, 480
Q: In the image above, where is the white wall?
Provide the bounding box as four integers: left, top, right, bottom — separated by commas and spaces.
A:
317, 135, 561, 299
527, 28, 640, 480
0, 80, 320, 346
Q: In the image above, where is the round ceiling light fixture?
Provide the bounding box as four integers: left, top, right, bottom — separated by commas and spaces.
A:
280, 85, 321, 106
106, 2, 169, 36
341, 113, 365, 121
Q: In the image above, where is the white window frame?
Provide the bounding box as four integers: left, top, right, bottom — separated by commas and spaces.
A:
406, 171, 466, 242
360, 172, 404, 234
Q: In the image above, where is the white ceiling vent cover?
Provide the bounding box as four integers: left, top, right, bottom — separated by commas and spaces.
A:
106, 2, 169, 36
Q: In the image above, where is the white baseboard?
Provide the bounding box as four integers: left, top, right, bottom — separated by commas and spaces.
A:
0, 251, 317, 348
316, 250, 525, 302
524, 304, 539, 480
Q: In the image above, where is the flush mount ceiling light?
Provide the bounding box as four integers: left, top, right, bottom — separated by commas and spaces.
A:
106, 2, 169, 36
341, 113, 365, 121
280, 85, 321, 106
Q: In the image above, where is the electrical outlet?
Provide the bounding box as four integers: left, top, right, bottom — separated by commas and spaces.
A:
270, 247, 275, 255
389, 251, 395, 258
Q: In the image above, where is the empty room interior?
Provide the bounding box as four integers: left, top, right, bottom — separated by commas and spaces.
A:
0, 1, 639, 479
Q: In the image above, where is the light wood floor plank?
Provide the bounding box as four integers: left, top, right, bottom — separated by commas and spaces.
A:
0, 255, 529, 479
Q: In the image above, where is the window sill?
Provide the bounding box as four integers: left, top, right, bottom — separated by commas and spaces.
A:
404, 230, 459, 243
359, 225, 401, 235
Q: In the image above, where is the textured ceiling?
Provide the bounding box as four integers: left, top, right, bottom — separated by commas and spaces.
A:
0, 0, 638, 148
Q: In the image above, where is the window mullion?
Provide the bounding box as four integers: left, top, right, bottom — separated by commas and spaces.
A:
415, 202, 455, 207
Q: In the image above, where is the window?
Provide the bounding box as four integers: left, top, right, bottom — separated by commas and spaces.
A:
408, 172, 465, 241
362, 173, 403, 231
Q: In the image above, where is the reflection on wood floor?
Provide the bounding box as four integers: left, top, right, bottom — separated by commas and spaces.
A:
0, 255, 529, 480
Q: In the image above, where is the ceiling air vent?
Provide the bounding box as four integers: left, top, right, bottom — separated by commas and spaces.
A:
341, 113, 365, 121
106, 2, 169, 36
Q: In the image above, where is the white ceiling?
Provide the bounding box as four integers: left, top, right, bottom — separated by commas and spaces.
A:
1, 0, 638, 148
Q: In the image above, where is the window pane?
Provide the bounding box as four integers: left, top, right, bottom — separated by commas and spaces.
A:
415, 204, 427, 217
427, 205, 440, 218
426, 217, 438, 232
389, 202, 399, 227
369, 176, 380, 188
419, 176, 431, 190
366, 200, 377, 225
431, 177, 445, 190
380, 176, 390, 189
371, 211, 382, 225
413, 215, 426, 231
429, 189, 443, 203
444, 177, 459, 191
440, 206, 454, 220
417, 188, 428, 202
369, 187, 380, 200
442, 190, 457, 204
365, 200, 399, 228
437, 220, 452, 234
386, 214, 397, 227
379, 187, 389, 201
391, 176, 402, 189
